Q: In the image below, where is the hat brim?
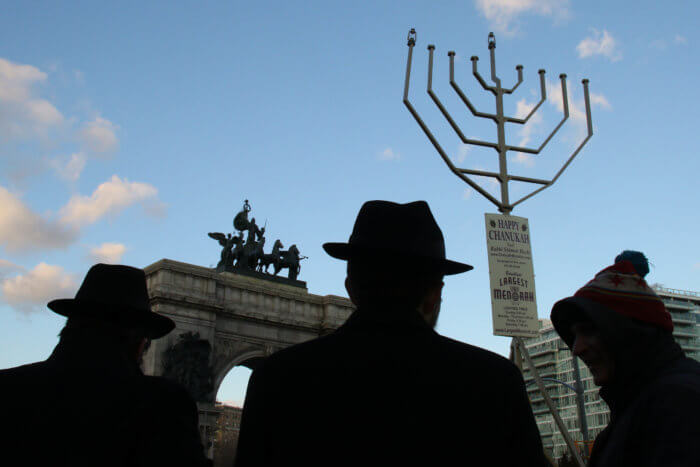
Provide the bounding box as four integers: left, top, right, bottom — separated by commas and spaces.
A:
48, 299, 175, 339
551, 296, 618, 348
323, 242, 473, 275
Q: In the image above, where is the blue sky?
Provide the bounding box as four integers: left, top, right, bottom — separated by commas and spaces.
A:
1, 1, 698, 406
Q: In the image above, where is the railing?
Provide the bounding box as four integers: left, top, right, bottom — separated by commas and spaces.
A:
652, 285, 700, 298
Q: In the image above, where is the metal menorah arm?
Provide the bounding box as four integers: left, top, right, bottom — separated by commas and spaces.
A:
506, 74, 571, 155
509, 78, 593, 209
505, 69, 546, 124
503, 65, 524, 95
471, 55, 496, 94
403, 39, 503, 208
426, 46, 499, 149
444, 51, 497, 121
450, 57, 498, 123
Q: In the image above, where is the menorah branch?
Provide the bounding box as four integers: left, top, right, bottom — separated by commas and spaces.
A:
506, 74, 570, 154
426, 46, 499, 149
503, 65, 524, 95
449, 53, 498, 122
505, 69, 546, 124
403, 38, 503, 209
471, 56, 496, 95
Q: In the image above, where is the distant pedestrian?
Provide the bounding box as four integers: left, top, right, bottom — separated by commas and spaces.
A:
235, 200, 547, 466
550, 251, 700, 467
0, 264, 211, 467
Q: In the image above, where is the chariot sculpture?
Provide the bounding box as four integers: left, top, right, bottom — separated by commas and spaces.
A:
208, 200, 306, 282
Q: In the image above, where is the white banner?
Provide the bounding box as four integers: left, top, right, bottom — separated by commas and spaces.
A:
484, 213, 539, 337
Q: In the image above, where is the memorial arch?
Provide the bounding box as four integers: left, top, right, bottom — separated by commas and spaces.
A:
140, 259, 354, 455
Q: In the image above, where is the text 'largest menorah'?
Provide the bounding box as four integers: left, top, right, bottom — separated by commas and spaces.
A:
403, 29, 593, 214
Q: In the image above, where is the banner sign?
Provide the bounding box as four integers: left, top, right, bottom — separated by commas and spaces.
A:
484, 213, 539, 337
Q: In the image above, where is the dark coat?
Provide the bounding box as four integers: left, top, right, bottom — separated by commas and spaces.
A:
0, 335, 210, 467
235, 306, 546, 466
588, 353, 700, 467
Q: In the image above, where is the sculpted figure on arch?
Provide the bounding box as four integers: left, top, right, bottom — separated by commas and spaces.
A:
550, 251, 700, 467
235, 200, 547, 466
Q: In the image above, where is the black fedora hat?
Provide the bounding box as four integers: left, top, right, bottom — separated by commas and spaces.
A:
48, 264, 175, 339
323, 200, 473, 275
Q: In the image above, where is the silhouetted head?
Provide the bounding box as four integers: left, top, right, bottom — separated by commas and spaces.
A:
323, 200, 472, 327
49, 264, 175, 363
551, 251, 674, 387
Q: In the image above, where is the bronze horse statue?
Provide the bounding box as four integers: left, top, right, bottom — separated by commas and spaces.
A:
241, 237, 265, 270
258, 239, 283, 274
274, 244, 303, 281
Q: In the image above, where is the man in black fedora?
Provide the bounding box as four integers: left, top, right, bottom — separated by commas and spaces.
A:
0, 264, 211, 467
235, 201, 546, 466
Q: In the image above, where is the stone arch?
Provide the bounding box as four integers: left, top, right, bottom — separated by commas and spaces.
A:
212, 348, 267, 398
142, 259, 355, 459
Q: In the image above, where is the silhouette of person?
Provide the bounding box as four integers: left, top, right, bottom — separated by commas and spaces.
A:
0, 264, 211, 467
235, 200, 546, 466
550, 251, 700, 467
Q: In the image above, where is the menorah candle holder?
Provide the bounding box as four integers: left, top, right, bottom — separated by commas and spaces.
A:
403, 29, 593, 215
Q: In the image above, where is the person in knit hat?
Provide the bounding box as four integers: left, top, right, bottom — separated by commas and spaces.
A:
550, 251, 700, 467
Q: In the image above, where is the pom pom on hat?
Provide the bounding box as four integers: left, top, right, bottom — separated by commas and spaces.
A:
615, 250, 650, 278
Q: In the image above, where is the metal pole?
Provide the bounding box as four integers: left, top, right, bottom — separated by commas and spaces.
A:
516, 337, 586, 467
572, 356, 589, 443
489, 35, 511, 215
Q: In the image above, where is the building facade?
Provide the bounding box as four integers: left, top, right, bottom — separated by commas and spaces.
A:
515, 286, 699, 460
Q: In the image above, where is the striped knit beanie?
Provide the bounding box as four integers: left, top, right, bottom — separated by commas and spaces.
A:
551, 251, 673, 347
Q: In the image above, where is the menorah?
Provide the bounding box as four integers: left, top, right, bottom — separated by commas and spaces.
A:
402, 29, 593, 215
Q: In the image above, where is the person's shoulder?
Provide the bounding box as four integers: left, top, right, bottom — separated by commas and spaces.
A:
0, 360, 46, 376
0, 360, 49, 383
651, 357, 700, 394
435, 334, 521, 376
263, 333, 337, 367
139, 375, 198, 406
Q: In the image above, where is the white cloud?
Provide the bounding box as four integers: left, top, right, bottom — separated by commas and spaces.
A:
475, 0, 570, 34
51, 152, 87, 182
0, 186, 77, 253
652, 34, 687, 51
0, 176, 162, 254
462, 188, 473, 200
0, 258, 25, 281
79, 116, 119, 154
577, 29, 622, 62
589, 93, 611, 110
0, 57, 64, 139
59, 175, 160, 228
0, 58, 46, 102
1, 262, 78, 313
379, 147, 400, 161
456, 143, 471, 164
89, 242, 127, 264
